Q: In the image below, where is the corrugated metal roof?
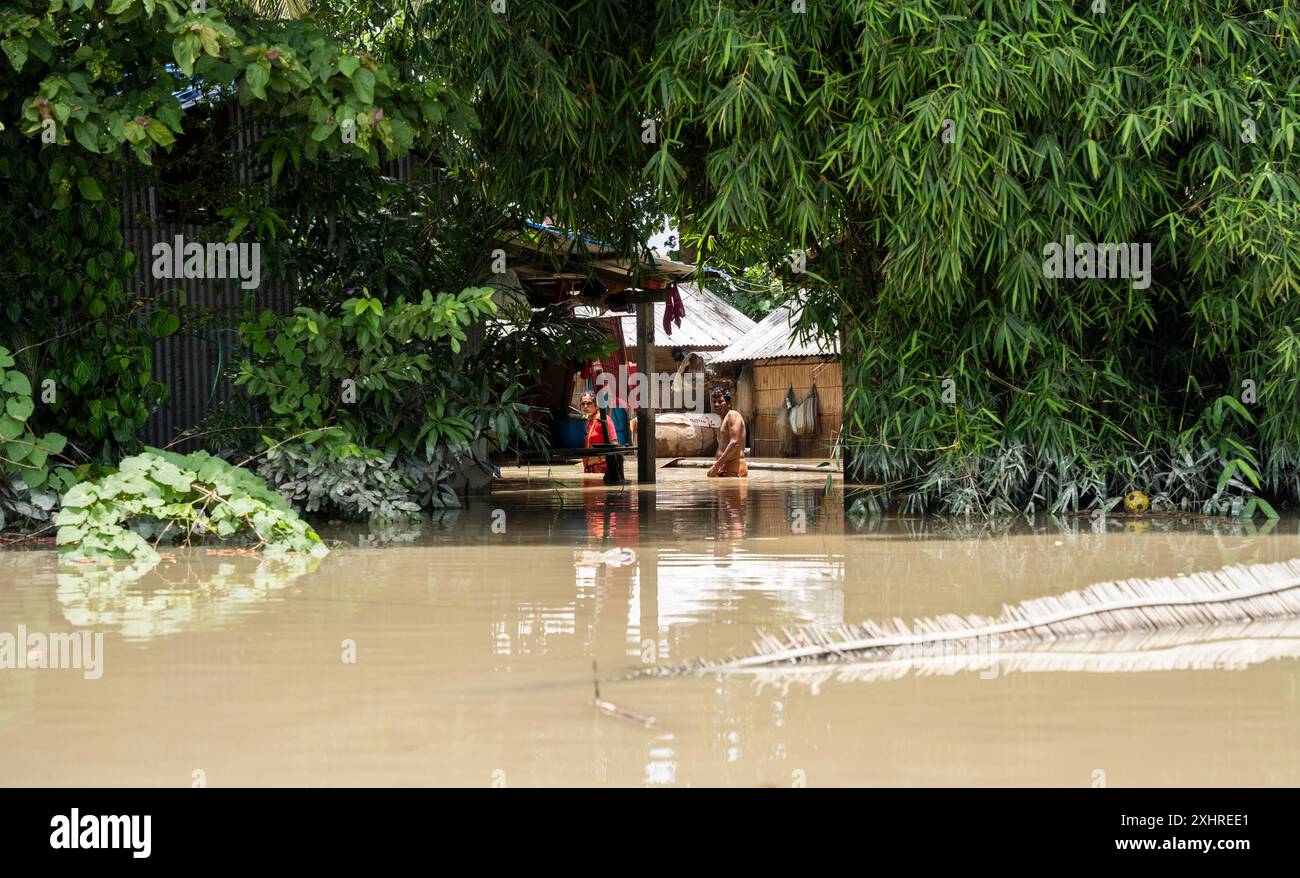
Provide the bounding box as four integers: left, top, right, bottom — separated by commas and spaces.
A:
509, 223, 702, 284
709, 303, 838, 363
578, 283, 756, 349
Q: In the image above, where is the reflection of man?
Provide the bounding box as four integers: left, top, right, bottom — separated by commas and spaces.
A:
707, 387, 748, 478
717, 478, 748, 539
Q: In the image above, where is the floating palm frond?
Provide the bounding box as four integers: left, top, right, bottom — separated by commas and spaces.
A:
647, 558, 1300, 676
739, 620, 1300, 692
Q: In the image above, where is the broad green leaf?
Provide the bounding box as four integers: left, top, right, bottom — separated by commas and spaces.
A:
353, 68, 375, 104
2, 40, 27, 73
76, 177, 103, 201
60, 483, 96, 508
2, 371, 31, 396
5, 396, 34, 421
57, 526, 87, 544
73, 121, 98, 152
246, 60, 271, 100
0, 415, 25, 441
145, 119, 175, 146
173, 35, 198, 76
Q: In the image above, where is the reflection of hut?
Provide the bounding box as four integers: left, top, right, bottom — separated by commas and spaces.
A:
709, 304, 841, 459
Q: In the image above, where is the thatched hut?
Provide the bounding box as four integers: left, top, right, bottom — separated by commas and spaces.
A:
709, 304, 841, 459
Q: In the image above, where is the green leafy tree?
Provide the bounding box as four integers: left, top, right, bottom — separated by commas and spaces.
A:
234, 288, 520, 457
334, 2, 1300, 512
309, 0, 665, 257
0, 0, 465, 514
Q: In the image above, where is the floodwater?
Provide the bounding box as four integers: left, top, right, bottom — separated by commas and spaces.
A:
2, 461, 1299, 787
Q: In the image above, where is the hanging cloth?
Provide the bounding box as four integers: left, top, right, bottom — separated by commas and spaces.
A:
789, 382, 819, 438
777, 386, 798, 457
652, 281, 685, 337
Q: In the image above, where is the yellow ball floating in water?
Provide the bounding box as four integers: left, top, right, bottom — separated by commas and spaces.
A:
1123, 490, 1150, 514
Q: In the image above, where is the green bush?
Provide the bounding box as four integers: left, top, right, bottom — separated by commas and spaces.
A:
234, 288, 505, 454
849, 395, 1281, 519
255, 442, 461, 521
54, 448, 327, 562
2, 0, 466, 474
0, 345, 77, 531
229, 288, 538, 512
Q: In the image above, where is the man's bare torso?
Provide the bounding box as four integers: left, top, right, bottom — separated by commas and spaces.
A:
717, 409, 743, 458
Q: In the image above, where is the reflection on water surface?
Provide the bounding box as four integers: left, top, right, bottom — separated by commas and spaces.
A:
3, 464, 1299, 786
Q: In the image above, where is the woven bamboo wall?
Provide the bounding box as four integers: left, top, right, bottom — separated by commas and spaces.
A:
748, 357, 842, 459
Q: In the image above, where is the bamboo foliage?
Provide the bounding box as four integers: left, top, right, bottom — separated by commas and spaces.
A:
284, 3, 1298, 512
307, 0, 670, 257
638, 1, 1300, 514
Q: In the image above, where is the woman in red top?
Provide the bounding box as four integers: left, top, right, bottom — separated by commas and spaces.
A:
579, 391, 618, 474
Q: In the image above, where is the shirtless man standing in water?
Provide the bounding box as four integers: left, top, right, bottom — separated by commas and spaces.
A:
707, 387, 748, 478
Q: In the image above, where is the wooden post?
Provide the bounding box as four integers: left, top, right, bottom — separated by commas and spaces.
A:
636, 301, 656, 483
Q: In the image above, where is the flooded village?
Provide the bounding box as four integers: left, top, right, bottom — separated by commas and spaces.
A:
3, 1, 1299, 829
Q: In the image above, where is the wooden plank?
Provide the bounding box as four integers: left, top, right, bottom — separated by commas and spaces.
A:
496, 446, 638, 464
663, 458, 839, 472
636, 302, 656, 483
568, 287, 671, 306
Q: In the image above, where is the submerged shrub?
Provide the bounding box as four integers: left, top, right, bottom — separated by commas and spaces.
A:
255, 443, 461, 521
851, 437, 1279, 521
234, 289, 500, 456
55, 448, 327, 563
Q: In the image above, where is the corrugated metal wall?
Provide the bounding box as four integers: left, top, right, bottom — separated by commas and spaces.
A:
126, 102, 420, 449
125, 216, 294, 450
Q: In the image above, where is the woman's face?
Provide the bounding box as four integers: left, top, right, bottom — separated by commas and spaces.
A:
581, 397, 597, 415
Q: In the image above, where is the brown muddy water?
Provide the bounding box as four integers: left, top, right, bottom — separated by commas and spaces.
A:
2, 462, 1300, 787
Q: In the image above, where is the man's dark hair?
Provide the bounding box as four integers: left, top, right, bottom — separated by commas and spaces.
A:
711, 387, 731, 403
